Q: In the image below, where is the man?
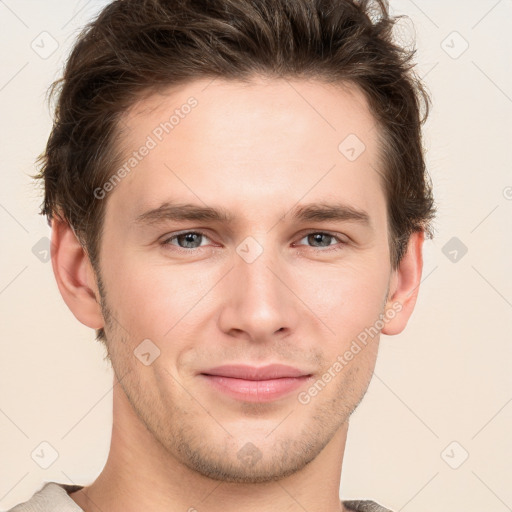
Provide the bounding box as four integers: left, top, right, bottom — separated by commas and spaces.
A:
9, 0, 435, 511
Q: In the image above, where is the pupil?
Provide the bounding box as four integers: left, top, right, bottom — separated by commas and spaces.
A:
182, 233, 199, 247
311, 233, 329, 247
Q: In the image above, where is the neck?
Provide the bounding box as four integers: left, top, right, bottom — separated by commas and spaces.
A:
69, 375, 351, 512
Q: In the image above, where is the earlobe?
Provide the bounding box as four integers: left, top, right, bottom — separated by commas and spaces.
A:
50, 217, 105, 330
381, 230, 425, 336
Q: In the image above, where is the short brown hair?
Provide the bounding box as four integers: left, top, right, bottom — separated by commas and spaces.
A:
34, 0, 436, 341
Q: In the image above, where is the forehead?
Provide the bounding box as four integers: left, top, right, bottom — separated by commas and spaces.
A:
122, 77, 378, 155
107, 77, 385, 228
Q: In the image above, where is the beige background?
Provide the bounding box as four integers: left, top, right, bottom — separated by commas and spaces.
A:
1, 1, 511, 511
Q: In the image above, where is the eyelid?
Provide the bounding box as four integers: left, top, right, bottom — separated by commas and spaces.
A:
295, 229, 349, 244
160, 229, 214, 247
294, 230, 349, 251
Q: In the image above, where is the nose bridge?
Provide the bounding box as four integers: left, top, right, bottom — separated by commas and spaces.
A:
219, 234, 297, 339
237, 236, 284, 310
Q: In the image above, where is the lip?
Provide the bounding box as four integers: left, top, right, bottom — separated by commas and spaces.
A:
201, 364, 309, 380
199, 364, 313, 402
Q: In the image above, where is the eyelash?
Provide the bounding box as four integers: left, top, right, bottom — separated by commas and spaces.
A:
160, 230, 348, 253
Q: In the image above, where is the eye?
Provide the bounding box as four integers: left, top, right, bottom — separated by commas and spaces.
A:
160, 230, 347, 253
295, 231, 347, 252
161, 231, 212, 250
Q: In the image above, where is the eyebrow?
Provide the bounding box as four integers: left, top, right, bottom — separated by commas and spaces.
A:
134, 201, 372, 229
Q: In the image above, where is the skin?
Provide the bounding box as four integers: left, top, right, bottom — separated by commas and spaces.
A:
51, 77, 424, 512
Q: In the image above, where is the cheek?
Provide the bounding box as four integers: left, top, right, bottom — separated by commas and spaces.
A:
102, 237, 389, 346
292, 260, 388, 331
103, 252, 218, 341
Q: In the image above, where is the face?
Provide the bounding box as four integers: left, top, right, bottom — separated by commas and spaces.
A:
95, 77, 396, 483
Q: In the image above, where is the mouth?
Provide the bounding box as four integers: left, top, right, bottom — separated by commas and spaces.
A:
199, 364, 313, 402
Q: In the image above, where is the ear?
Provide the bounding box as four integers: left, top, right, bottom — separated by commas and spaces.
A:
381, 230, 424, 336
50, 217, 104, 329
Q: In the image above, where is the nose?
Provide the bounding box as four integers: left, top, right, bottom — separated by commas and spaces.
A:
216, 240, 300, 343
